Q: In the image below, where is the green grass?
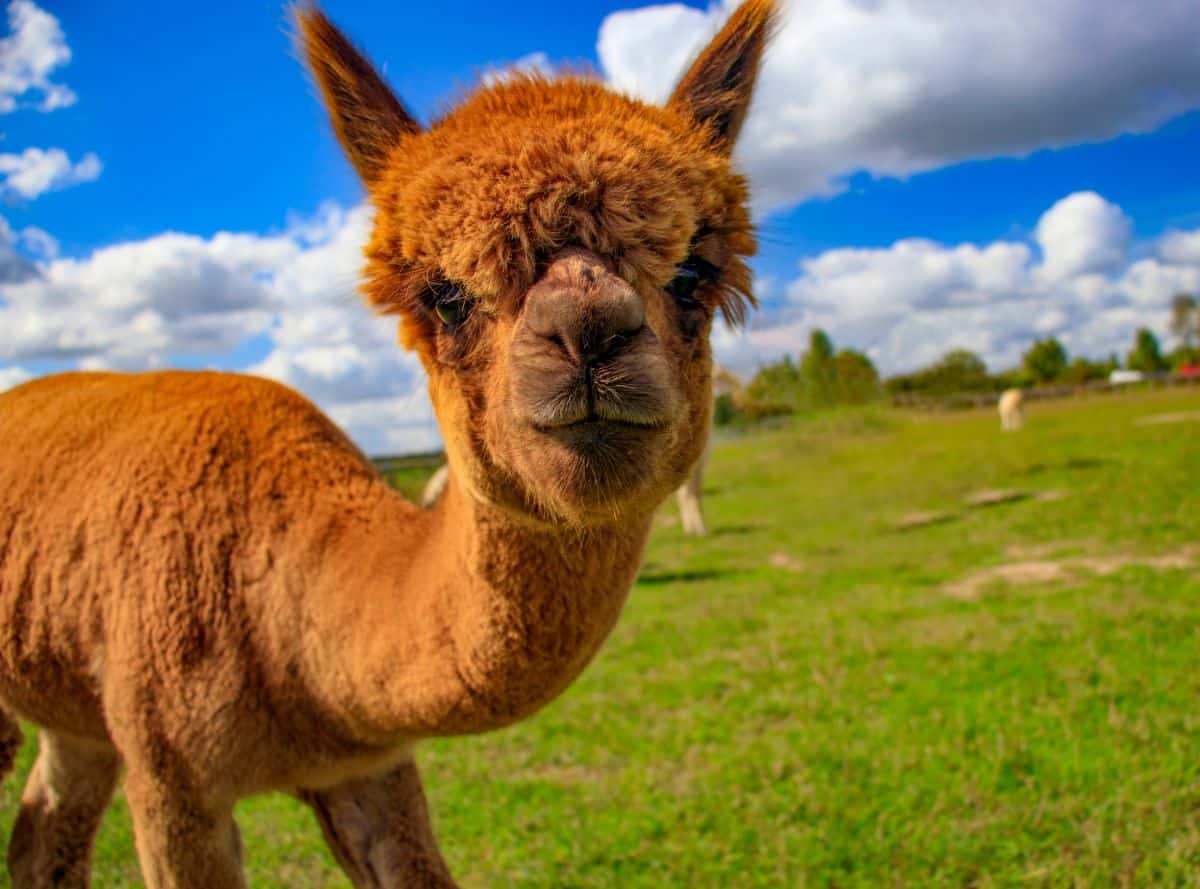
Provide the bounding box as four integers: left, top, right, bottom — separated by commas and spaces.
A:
4, 388, 1200, 887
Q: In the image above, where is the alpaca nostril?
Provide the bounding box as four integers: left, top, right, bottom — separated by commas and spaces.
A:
582, 324, 647, 367
528, 294, 646, 366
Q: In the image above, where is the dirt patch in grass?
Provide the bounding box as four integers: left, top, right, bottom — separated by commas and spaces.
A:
893, 510, 958, 530
1004, 540, 1080, 560
947, 549, 1197, 601
964, 488, 1030, 507
768, 552, 805, 572
1034, 488, 1068, 502
1135, 410, 1200, 426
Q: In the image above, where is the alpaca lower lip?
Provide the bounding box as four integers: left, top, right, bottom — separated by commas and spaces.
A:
534, 416, 666, 432
538, 417, 664, 449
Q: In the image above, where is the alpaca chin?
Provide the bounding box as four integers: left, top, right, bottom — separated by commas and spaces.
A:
529, 419, 677, 520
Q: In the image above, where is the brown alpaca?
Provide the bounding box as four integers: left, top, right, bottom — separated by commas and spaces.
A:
0, 3, 774, 886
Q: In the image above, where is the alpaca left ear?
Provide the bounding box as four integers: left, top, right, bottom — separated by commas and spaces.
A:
667, 0, 778, 152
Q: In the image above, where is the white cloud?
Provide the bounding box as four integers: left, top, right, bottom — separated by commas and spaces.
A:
0, 202, 440, 455
16, 223, 56, 258
715, 191, 1200, 377
598, 4, 709, 101
599, 0, 1200, 213
0, 229, 290, 367
0, 213, 40, 283
1034, 191, 1131, 283
0, 147, 101, 200
0, 364, 31, 392
1159, 229, 1200, 268
0, 1, 76, 113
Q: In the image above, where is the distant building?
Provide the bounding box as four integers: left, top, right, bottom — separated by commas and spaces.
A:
1109, 370, 1144, 384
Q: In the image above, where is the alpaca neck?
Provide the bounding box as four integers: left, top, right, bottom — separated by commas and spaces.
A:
310, 473, 651, 743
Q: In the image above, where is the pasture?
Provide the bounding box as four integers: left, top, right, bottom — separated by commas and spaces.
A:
3, 387, 1199, 887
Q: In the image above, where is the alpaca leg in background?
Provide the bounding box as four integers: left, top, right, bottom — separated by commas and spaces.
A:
677, 442, 709, 537
420, 464, 450, 509
301, 759, 457, 889
7, 731, 120, 889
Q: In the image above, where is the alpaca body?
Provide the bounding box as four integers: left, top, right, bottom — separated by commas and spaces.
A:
1, 372, 644, 888
0, 372, 641, 795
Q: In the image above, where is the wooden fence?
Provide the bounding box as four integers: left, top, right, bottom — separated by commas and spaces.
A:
889, 372, 1200, 411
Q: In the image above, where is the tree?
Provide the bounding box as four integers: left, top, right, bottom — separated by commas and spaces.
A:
712, 392, 737, 426
886, 349, 992, 396
832, 349, 881, 404
1061, 356, 1111, 386
1022, 338, 1068, 383
746, 354, 800, 415
1166, 346, 1199, 372
1126, 327, 1168, 373
799, 329, 837, 408
1170, 292, 1197, 351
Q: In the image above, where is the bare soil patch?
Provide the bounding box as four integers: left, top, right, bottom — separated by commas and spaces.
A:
893, 510, 958, 531
1135, 410, 1200, 426
768, 552, 805, 572
947, 548, 1196, 601
1034, 489, 1068, 503
964, 488, 1030, 507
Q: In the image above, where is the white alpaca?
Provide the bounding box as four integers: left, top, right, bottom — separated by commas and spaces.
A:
999, 388, 1025, 431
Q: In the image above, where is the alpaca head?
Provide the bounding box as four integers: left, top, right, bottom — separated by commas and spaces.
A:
299, 2, 774, 526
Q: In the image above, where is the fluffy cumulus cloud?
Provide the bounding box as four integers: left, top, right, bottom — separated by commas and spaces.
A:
715, 192, 1200, 377
0, 364, 31, 392
1034, 191, 1132, 283
599, 0, 1200, 212
0, 147, 101, 200
0, 0, 75, 112
0, 203, 439, 454
0, 3, 102, 212
1159, 229, 1200, 267
0, 214, 42, 283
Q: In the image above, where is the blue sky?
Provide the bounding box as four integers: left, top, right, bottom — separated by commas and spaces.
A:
4, 0, 1200, 452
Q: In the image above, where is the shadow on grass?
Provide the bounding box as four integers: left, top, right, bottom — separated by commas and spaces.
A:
710, 524, 758, 537
637, 568, 731, 585
1022, 456, 1114, 476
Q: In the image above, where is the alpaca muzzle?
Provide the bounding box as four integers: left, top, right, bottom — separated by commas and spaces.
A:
510, 248, 679, 434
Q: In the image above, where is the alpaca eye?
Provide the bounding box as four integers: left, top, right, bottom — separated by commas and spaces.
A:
665, 267, 701, 306
664, 257, 717, 309
433, 284, 471, 328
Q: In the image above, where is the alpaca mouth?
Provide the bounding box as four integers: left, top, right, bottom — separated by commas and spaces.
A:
536, 414, 667, 449
535, 422, 666, 494
533, 412, 668, 432
521, 373, 676, 433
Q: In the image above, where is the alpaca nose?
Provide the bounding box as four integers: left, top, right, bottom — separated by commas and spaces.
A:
524, 254, 646, 366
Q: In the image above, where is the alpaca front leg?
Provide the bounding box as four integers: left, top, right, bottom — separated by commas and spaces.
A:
122, 775, 245, 889
7, 731, 119, 889
300, 759, 458, 888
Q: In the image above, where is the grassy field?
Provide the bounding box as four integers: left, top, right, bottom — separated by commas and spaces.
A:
3, 387, 1199, 887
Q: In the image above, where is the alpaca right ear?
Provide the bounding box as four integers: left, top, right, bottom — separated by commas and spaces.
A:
295, 5, 421, 186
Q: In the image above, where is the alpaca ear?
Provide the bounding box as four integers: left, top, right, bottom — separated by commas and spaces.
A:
667, 0, 778, 152
295, 5, 420, 186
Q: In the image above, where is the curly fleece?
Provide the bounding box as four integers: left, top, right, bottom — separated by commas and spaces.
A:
364, 76, 757, 327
